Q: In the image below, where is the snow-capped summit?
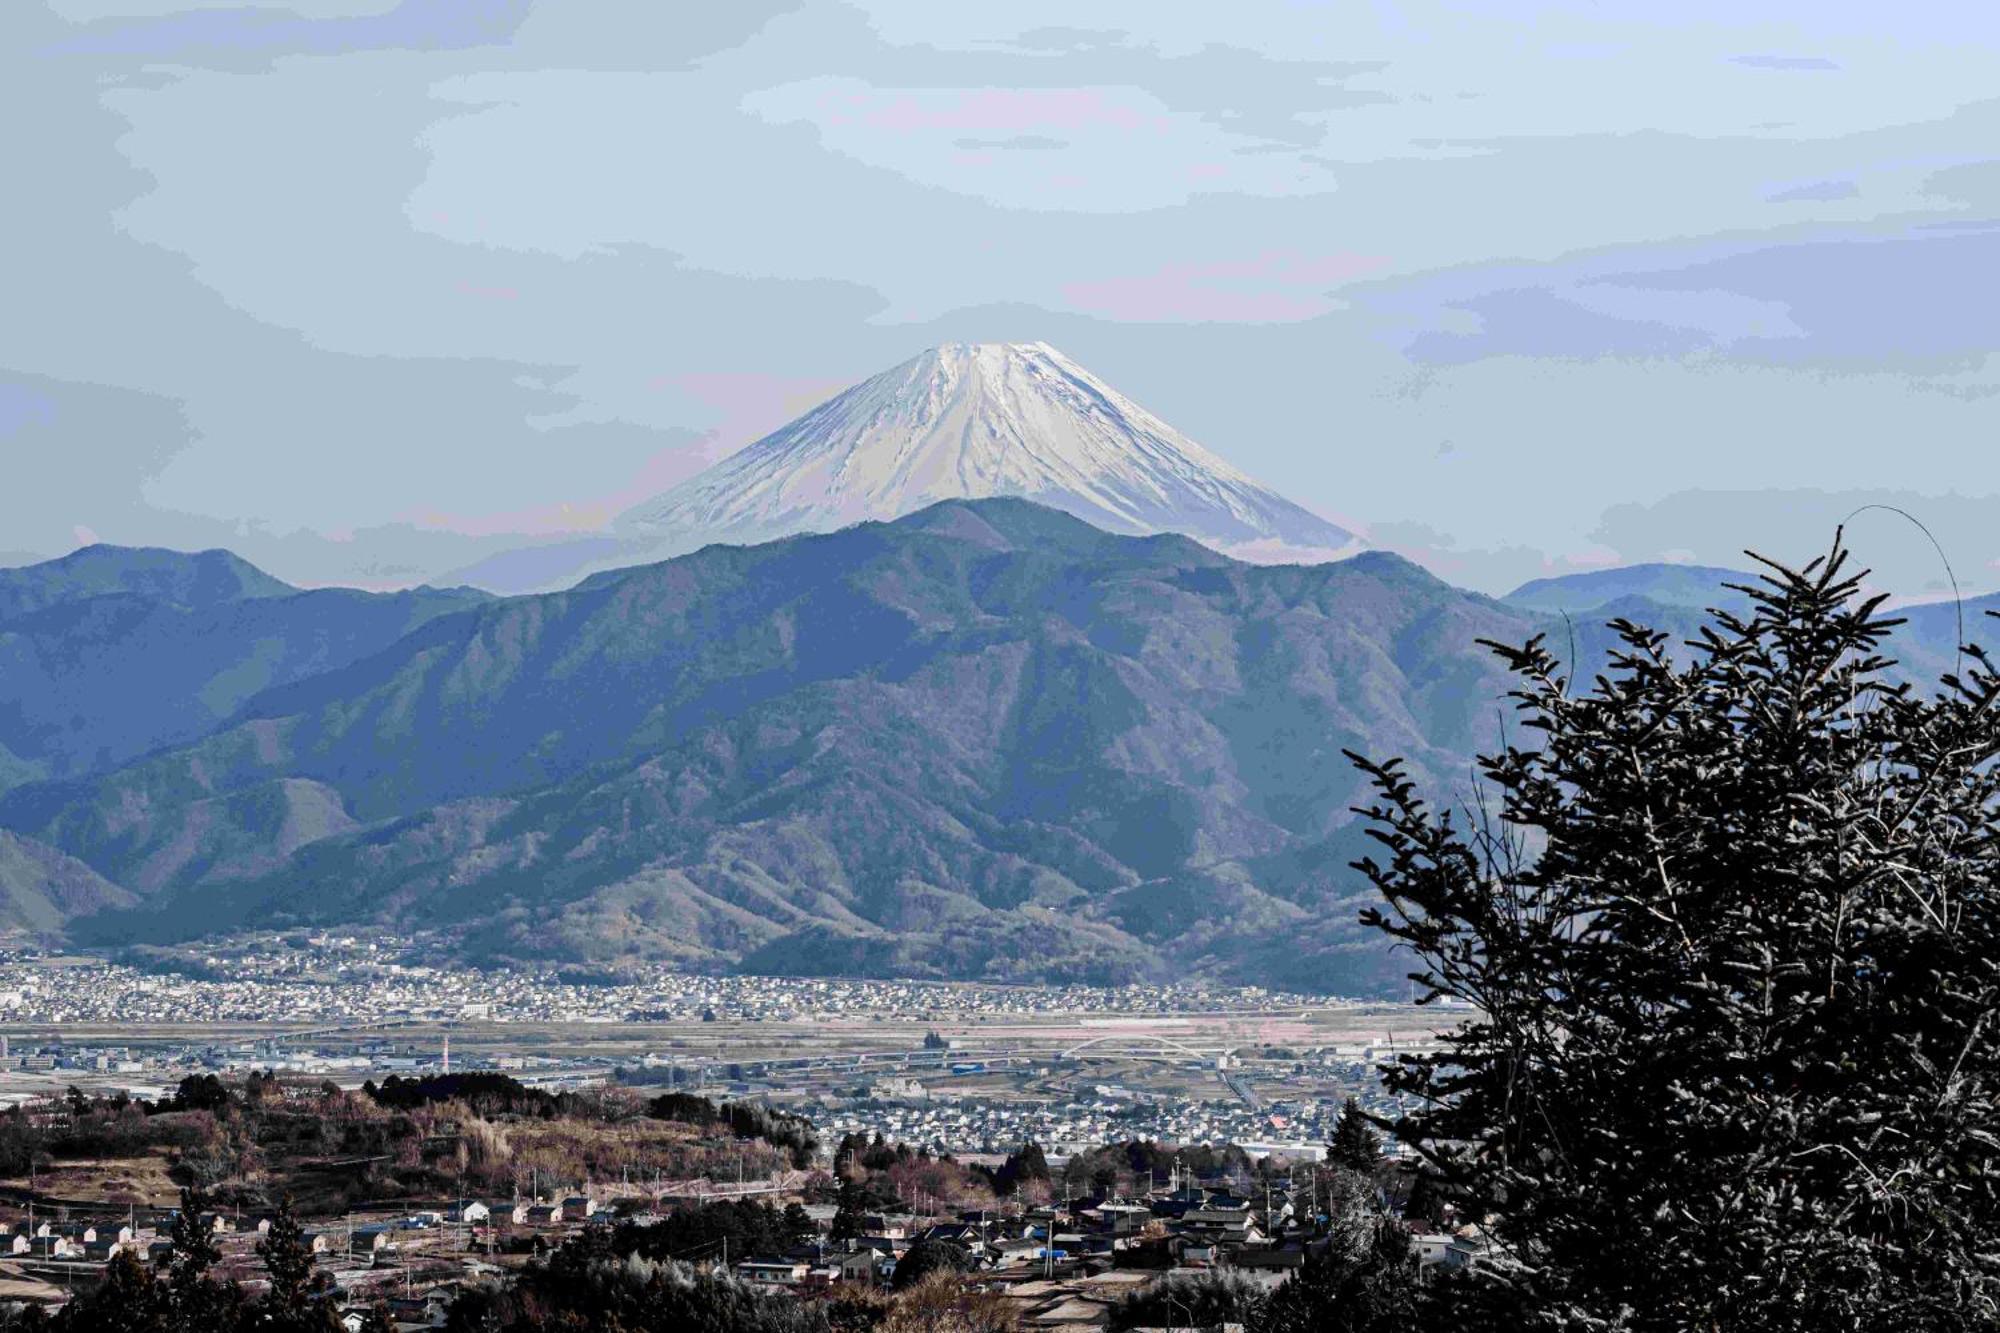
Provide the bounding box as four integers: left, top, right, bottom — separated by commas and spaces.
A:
620, 342, 1359, 564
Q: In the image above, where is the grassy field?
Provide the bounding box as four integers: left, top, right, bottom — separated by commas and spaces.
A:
0, 1150, 182, 1208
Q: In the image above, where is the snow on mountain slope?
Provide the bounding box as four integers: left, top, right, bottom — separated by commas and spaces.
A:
621, 342, 1359, 564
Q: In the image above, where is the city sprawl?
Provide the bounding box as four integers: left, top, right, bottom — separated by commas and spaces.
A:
0, 936, 1452, 1161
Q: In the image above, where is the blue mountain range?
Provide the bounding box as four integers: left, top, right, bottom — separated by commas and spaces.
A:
0, 502, 1986, 992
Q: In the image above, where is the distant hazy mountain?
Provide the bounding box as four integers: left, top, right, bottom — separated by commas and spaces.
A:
1504, 562, 1999, 684
1505, 562, 1756, 616
1889, 591, 2000, 686
0, 544, 292, 620
622, 343, 1359, 567
9, 501, 1544, 993
0, 546, 488, 789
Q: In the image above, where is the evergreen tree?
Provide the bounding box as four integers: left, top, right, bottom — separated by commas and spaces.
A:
1401, 1168, 1445, 1228
254, 1196, 338, 1332
1348, 540, 2000, 1331
889, 1239, 972, 1292
163, 1186, 220, 1288
1255, 1216, 1421, 1333
830, 1174, 869, 1242
161, 1186, 243, 1333
62, 1247, 166, 1332
992, 1141, 1051, 1196
1326, 1096, 1383, 1173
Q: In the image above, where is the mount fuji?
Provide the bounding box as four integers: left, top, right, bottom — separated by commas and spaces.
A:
620, 342, 1360, 565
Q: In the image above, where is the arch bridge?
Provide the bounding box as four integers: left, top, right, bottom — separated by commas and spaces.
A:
1054, 1033, 1234, 1063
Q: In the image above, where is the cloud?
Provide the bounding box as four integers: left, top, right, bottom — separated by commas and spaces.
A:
0, 371, 194, 553
834, 86, 1154, 134
43, 0, 533, 68
743, 76, 1341, 212
3, 0, 1999, 598
1363, 520, 1623, 595
907, 19, 1392, 149
0, 383, 58, 436
0, 10, 891, 575
1729, 54, 1840, 72
1062, 250, 1388, 323
1594, 489, 2000, 598
500, 3, 801, 71
1603, 227, 2000, 368
0, 368, 689, 588
1372, 485, 2000, 604
721, 5, 1388, 214
952, 134, 1068, 151
1362, 222, 2000, 372
1765, 178, 1859, 203
1924, 158, 2000, 210
1397, 286, 1722, 364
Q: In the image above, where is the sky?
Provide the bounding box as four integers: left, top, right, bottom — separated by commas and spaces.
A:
4, 0, 1998, 597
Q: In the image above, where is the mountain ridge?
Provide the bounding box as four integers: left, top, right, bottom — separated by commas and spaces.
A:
16, 501, 1508, 991
4, 505, 1988, 990
0, 543, 294, 619
0, 830, 136, 939
1504, 562, 1757, 616
0, 545, 491, 790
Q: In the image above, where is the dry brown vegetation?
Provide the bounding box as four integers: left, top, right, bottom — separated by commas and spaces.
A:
0, 1077, 814, 1220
